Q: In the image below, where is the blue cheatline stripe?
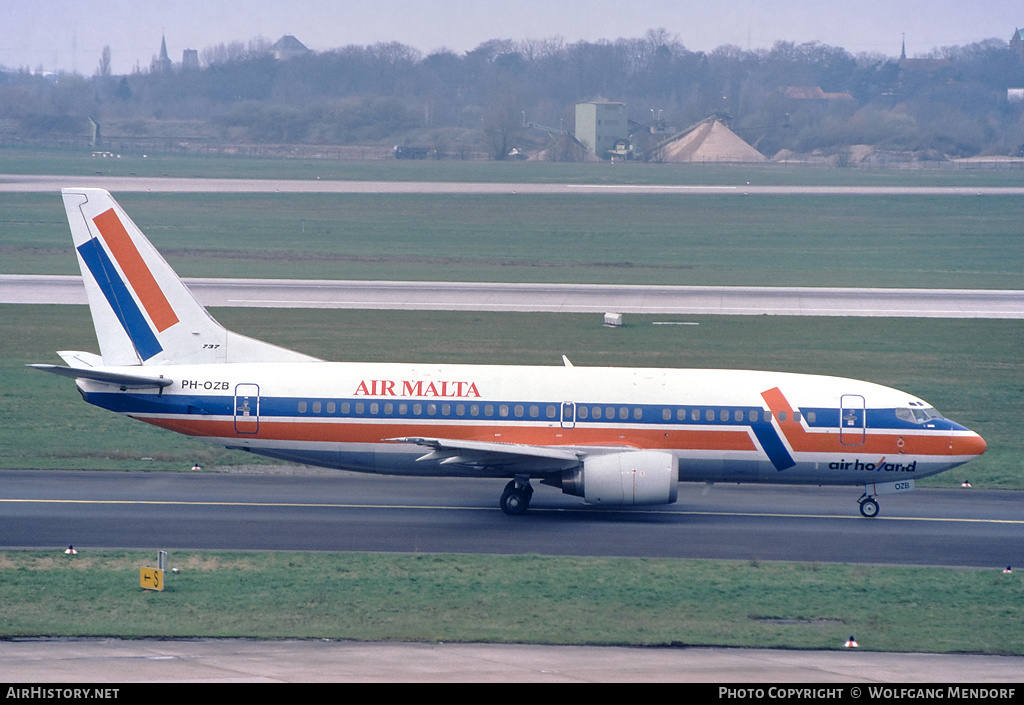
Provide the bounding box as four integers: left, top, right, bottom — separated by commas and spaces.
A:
751, 422, 796, 471
77, 238, 163, 361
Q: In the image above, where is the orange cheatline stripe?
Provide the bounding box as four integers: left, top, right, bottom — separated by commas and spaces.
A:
760, 387, 955, 456
141, 413, 958, 456
92, 208, 179, 333
138, 416, 760, 451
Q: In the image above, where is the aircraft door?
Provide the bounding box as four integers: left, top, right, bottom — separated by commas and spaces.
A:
561, 402, 576, 429
840, 394, 865, 445
234, 383, 260, 434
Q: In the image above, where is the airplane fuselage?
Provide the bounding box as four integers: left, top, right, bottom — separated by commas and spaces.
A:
77, 361, 983, 486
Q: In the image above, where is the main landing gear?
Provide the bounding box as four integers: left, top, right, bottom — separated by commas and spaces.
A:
857, 494, 880, 518
500, 478, 534, 516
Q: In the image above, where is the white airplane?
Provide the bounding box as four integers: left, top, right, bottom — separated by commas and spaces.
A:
32, 188, 987, 517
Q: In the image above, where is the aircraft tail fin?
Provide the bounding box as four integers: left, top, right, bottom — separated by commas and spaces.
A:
62, 188, 318, 366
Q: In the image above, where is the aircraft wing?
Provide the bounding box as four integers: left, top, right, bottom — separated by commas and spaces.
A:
29, 364, 174, 389
388, 436, 582, 473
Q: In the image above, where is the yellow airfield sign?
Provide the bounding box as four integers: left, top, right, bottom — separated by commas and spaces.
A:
140, 566, 164, 591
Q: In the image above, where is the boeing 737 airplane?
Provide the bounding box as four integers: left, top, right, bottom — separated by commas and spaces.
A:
32, 188, 986, 517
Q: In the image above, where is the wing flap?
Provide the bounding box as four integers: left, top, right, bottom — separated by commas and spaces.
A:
388, 436, 582, 472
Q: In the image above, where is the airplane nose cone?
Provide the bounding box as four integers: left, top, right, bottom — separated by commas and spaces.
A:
952, 432, 986, 457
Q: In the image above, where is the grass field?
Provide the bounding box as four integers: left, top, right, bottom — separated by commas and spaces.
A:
4, 146, 1024, 187
2, 191, 1023, 288
2, 550, 1022, 653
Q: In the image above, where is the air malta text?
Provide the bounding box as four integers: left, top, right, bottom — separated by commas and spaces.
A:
830, 458, 917, 473
354, 379, 481, 398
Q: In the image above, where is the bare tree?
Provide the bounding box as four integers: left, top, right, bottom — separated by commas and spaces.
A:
97, 46, 111, 78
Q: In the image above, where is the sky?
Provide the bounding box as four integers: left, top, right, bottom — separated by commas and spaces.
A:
3, 0, 1022, 75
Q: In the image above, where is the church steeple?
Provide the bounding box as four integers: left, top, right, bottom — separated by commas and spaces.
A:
152, 33, 172, 72
900, 33, 907, 60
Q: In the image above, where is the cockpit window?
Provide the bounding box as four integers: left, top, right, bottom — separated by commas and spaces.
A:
896, 406, 943, 423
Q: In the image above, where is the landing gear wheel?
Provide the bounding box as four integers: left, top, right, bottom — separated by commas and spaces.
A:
859, 497, 880, 518
500, 480, 533, 516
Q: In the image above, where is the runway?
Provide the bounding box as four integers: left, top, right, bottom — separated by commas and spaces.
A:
3, 275, 1022, 318
3, 470, 1020, 568
4, 173, 1024, 196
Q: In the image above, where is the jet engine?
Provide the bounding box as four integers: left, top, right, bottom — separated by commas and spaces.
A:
557, 451, 678, 506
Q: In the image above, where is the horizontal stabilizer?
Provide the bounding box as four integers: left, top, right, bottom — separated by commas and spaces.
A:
28, 364, 173, 389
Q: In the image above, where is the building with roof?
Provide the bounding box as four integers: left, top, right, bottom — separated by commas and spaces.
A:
574, 102, 628, 158
181, 49, 199, 71
1011, 28, 1024, 63
272, 35, 311, 61
782, 86, 854, 101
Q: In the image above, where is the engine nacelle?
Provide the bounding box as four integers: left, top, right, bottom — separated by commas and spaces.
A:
560, 451, 678, 506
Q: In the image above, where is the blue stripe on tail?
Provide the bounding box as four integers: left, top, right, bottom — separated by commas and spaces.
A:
77, 238, 163, 361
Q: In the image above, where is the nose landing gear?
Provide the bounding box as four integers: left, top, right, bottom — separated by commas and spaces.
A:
858, 495, 880, 518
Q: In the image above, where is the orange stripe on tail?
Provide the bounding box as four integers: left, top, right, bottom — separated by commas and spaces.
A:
93, 208, 179, 332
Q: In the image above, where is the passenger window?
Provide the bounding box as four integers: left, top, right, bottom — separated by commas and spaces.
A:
312, 401, 322, 413
298, 401, 307, 413
529, 405, 539, 418
514, 405, 524, 418
663, 409, 672, 421
327, 401, 336, 414
578, 406, 589, 420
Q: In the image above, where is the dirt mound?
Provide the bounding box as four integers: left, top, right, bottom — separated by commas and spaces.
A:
655, 119, 766, 163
